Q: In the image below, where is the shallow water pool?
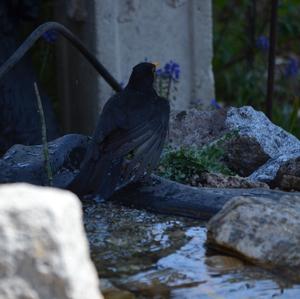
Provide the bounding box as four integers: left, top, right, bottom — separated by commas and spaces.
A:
83, 199, 300, 299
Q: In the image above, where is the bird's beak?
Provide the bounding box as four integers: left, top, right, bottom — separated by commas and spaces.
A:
152, 62, 160, 68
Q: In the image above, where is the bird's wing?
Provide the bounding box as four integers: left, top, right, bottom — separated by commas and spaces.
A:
100, 97, 170, 188
92, 93, 127, 145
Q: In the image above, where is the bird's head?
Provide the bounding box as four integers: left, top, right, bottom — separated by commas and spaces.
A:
126, 62, 159, 92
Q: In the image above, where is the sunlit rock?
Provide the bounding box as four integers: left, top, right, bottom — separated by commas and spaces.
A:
0, 183, 102, 299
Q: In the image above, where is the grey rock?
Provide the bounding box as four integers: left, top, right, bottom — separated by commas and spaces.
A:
223, 135, 269, 176
206, 195, 300, 276
0, 183, 103, 299
0, 134, 89, 187
279, 175, 300, 191
249, 149, 300, 184
226, 106, 300, 182
273, 155, 300, 190
226, 106, 300, 157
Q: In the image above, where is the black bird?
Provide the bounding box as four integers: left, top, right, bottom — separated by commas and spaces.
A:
67, 62, 170, 199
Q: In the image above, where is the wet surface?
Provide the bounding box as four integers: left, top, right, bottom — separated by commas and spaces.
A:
82, 198, 300, 299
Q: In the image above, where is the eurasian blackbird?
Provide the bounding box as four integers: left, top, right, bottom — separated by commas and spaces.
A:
67, 62, 170, 199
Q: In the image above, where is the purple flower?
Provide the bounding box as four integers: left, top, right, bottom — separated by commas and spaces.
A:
210, 99, 221, 109
285, 58, 299, 77
156, 69, 163, 76
256, 35, 269, 51
42, 30, 58, 43
156, 60, 180, 81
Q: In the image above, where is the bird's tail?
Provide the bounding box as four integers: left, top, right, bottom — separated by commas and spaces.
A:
66, 141, 99, 196
66, 141, 123, 199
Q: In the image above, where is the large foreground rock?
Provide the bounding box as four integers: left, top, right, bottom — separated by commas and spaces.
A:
0, 184, 103, 299
169, 106, 300, 187
206, 195, 300, 278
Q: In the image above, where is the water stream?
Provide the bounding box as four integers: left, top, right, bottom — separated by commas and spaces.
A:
83, 199, 300, 299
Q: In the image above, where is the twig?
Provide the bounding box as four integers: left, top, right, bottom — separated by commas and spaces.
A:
166, 76, 172, 100
266, 0, 278, 119
34, 82, 53, 186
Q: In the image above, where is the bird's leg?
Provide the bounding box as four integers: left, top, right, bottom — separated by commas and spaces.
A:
0, 22, 123, 92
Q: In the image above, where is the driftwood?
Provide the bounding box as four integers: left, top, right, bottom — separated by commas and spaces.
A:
110, 175, 300, 220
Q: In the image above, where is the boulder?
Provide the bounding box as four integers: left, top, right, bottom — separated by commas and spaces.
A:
0, 183, 103, 299
225, 106, 300, 158
206, 195, 300, 278
226, 106, 300, 183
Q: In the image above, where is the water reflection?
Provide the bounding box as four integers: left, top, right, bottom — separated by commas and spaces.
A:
82, 199, 300, 299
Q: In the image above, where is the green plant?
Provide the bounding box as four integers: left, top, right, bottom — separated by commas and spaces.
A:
34, 82, 53, 186
154, 60, 180, 100
157, 137, 235, 184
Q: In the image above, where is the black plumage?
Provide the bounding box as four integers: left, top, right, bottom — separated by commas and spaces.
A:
67, 62, 170, 199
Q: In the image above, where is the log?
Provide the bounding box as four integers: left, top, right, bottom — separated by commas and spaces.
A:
110, 175, 300, 220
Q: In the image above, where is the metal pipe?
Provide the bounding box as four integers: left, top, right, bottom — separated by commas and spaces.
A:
0, 22, 123, 92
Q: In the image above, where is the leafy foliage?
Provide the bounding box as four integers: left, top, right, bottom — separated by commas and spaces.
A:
213, 0, 300, 137
157, 139, 235, 184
